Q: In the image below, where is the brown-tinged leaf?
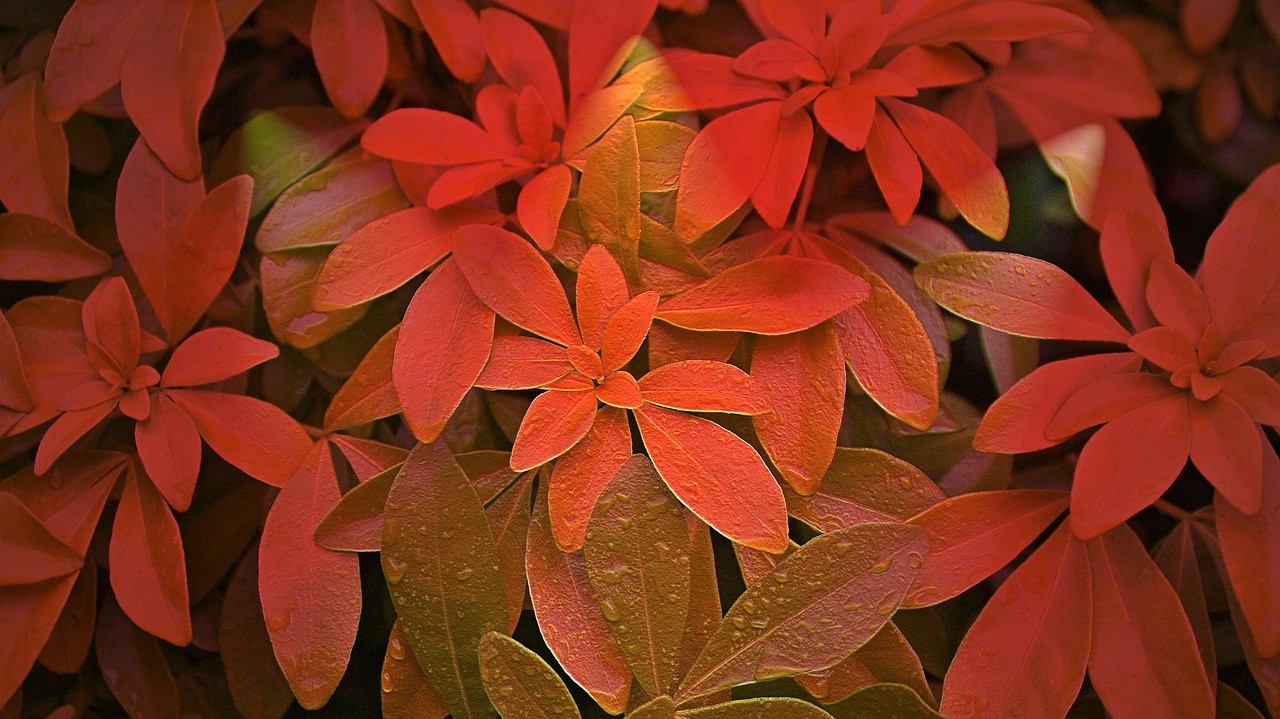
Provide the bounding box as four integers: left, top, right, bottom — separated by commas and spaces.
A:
383, 620, 449, 719
259, 443, 361, 709
315, 463, 399, 552
903, 490, 1069, 608
325, 324, 400, 431
381, 442, 506, 719
786, 448, 945, 530
796, 623, 932, 707
526, 491, 631, 713
96, 599, 180, 719
676, 522, 929, 702
681, 697, 835, 719
826, 683, 942, 718
487, 472, 533, 633
0, 74, 72, 229
1155, 522, 1216, 678
260, 248, 369, 349
578, 115, 642, 277
0, 214, 109, 282
109, 464, 192, 646
209, 107, 367, 216
583, 455, 691, 697
220, 548, 293, 719
678, 516, 724, 693
478, 632, 582, 719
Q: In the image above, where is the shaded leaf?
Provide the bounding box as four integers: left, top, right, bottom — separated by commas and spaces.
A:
0, 214, 109, 282
110, 464, 191, 646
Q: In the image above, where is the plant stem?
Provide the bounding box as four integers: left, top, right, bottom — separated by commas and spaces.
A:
791, 126, 829, 233
1153, 498, 1192, 522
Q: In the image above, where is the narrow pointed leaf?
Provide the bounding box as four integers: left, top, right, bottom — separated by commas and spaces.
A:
325, 325, 401, 431
95, 600, 181, 719
639, 360, 769, 415
134, 393, 202, 512
312, 0, 388, 118
383, 620, 450, 719
1217, 441, 1280, 659
161, 328, 278, 388
110, 466, 191, 647
486, 472, 533, 632
0, 214, 109, 282
785, 448, 945, 530
0, 494, 82, 585
220, 550, 294, 719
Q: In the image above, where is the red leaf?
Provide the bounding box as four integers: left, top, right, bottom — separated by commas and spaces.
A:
575, 244, 631, 350
638, 360, 769, 415
410, 0, 485, 81
219, 550, 294, 719
1071, 394, 1191, 539
259, 442, 360, 709
95, 599, 181, 719
120, 0, 225, 180
324, 324, 401, 431
600, 292, 659, 372
393, 259, 494, 442
43, 0, 146, 121
1153, 522, 1217, 677
1099, 210, 1174, 332
510, 389, 598, 472
548, 406, 631, 551
675, 102, 781, 240
1181, 0, 1239, 52
1201, 193, 1280, 335
917, 252, 1131, 343
865, 106, 923, 226
84, 277, 141, 375
751, 109, 812, 229
476, 336, 573, 390
110, 464, 191, 646
526, 492, 631, 713
882, 99, 1009, 239
34, 400, 118, 476
890, 2, 1091, 46
0, 493, 82, 585
633, 403, 788, 553
785, 447, 945, 529
37, 561, 96, 675
758, 0, 824, 52
941, 524, 1091, 719
1046, 371, 1182, 441
1146, 258, 1210, 340
454, 225, 580, 346
1087, 523, 1216, 719
752, 324, 844, 494
480, 9, 565, 125
363, 109, 510, 164
904, 490, 1070, 607
312, 0, 388, 118
566, 0, 658, 103
656, 256, 869, 334
134, 393, 201, 512
0, 75, 72, 230
0, 214, 111, 282
160, 327, 278, 388
167, 389, 311, 487
1217, 441, 1280, 658
1189, 395, 1262, 514
517, 165, 574, 251
815, 85, 877, 152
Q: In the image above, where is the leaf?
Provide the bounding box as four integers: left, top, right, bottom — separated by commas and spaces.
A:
675, 102, 780, 241
314, 204, 495, 309
314, 463, 398, 552
134, 393, 202, 512
656, 256, 869, 335
579, 115, 642, 275
259, 248, 369, 349
394, 259, 495, 442
95, 599, 180, 719
453, 225, 580, 347
167, 389, 311, 487
785, 448, 945, 530
518, 165, 574, 251
881, 100, 1008, 240
0, 493, 82, 585
752, 323, 844, 494
865, 106, 923, 226
362, 109, 509, 164
1189, 395, 1262, 514
682, 697, 835, 719
410, 0, 485, 81
903, 490, 1070, 607
383, 620, 450, 719
639, 360, 769, 415
0, 214, 110, 281
634, 403, 789, 554
479, 9, 566, 125
486, 471, 533, 632
0, 74, 72, 230
219, 549, 294, 719
526, 493, 631, 713
43, 0, 146, 121
1070, 394, 1191, 539
916, 252, 1130, 343
381, 442, 507, 719
161, 328, 278, 388
1154, 523, 1216, 677
478, 633, 582, 719
940, 524, 1091, 719
1086, 523, 1216, 719
797, 624, 933, 707
751, 109, 813, 229
548, 405, 631, 551
566, 0, 658, 102
312, 0, 388, 118
259, 443, 361, 709
510, 389, 598, 472
209, 107, 366, 217
582, 455, 690, 697
325, 324, 400, 431
826, 684, 942, 719
37, 561, 96, 675
1216, 441, 1280, 659
120, 0, 225, 180
676, 522, 928, 702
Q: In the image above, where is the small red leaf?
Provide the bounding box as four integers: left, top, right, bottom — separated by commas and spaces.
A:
548, 406, 631, 551
110, 464, 192, 646
167, 389, 311, 487
161, 327, 278, 388
363, 109, 510, 164
134, 393, 201, 512
510, 389, 598, 472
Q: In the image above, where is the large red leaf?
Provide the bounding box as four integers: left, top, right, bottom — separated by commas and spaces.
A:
1071, 394, 1191, 539
0, 75, 71, 230
675, 102, 780, 241
526, 493, 631, 713
656, 256, 868, 334
639, 360, 769, 415
259, 442, 360, 710
394, 259, 495, 442
940, 524, 1091, 719
1201, 177, 1280, 335
1087, 523, 1216, 719
785, 448, 945, 530
0, 214, 109, 282
865, 106, 923, 227
1217, 440, 1280, 659
312, 0, 388, 118
751, 109, 813, 229
566, 0, 658, 103
0, 494, 81, 585
633, 403, 788, 553
109, 464, 191, 646
904, 490, 1069, 607
134, 393, 201, 512
548, 406, 630, 551
325, 325, 400, 431
166, 389, 311, 487
120, 0, 225, 181
160, 327, 278, 388
1188, 394, 1262, 514
1098, 209, 1174, 333
453, 225, 580, 347
916, 252, 1130, 343
509, 389, 598, 472
43, 0, 146, 121
363, 109, 509, 164
752, 324, 844, 494
479, 9, 565, 125
410, 0, 485, 81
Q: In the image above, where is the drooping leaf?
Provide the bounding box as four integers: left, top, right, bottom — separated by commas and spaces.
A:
583, 455, 691, 697
676, 522, 929, 702
478, 632, 582, 719
109, 464, 191, 647
259, 443, 360, 710
381, 442, 507, 719
940, 524, 1091, 719
37, 561, 96, 675
0, 214, 109, 282
133, 393, 202, 513
1154, 522, 1216, 677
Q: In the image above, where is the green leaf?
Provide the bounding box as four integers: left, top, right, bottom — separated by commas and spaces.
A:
478, 632, 582, 719
676, 522, 929, 702
315, 463, 400, 552
785, 448, 945, 532
825, 683, 943, 719
381, 442, 507, 719
578, 115, 641, 280
682, 697, 835, 719
583, 454, 691, 697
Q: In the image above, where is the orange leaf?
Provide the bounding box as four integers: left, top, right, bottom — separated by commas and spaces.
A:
363, 108, 511, 164
675, 102, 781, 240
324, 324, 401, 431
639, 360, 769, 415
575, 244, 631, 350
160, 327, 278, 388
476, 336, 574, 390
167, 389, 311, 487
409, 0, 485, 81
134, 393, 201, 512
510, 388, 598, 472
548, 405, 631, 551
109, 463, 191, 646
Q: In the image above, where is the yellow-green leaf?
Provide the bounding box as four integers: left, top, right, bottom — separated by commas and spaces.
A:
478, 632, 581, 719
578, 115, 641, 280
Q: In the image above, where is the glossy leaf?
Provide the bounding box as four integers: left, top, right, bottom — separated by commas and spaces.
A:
786, 448, 946, 531
383, 620, 450, 719
548, 406, 631, 551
